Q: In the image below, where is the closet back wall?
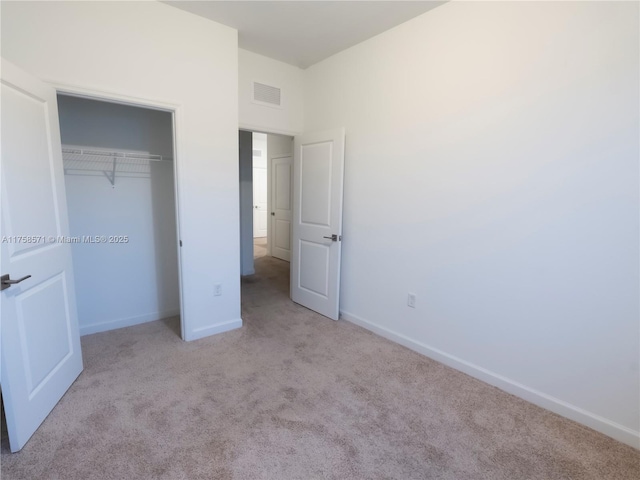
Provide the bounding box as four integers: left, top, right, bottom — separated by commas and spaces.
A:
58, 95, 180, 335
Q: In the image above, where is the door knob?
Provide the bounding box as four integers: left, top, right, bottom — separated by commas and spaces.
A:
323, 234, 338, 242
1, 274, 32, 291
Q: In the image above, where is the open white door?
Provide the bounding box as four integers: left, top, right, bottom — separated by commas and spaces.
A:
253, 166, 268, 238
270, 155, 292, 262
1, 59, 83, 452
291, 128, 345, 320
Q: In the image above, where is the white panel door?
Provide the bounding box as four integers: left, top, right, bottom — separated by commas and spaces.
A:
253, 166, 268, 238
270, 155, 292, 262
291, 129, 345, 320
1, 59, 83, 452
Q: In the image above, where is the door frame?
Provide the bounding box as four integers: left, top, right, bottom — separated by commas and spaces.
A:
50, 82, 187, 340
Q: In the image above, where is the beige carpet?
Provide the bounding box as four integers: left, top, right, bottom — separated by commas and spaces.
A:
254, 237, 267, 259
1, 255, 639, 479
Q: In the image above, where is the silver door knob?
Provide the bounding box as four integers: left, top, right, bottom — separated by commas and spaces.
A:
323, 234, 338, 242
1, 274, 32, 291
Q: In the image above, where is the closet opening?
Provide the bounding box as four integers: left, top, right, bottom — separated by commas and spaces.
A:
57, 94, 183, 338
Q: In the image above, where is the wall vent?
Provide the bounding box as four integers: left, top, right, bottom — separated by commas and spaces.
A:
252, 81, 282, 108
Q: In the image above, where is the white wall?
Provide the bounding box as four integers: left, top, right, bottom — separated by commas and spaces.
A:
266, 133, 293, 159
58, 96, 179, 335
253, 132, 268, 169
2, 1, 241, 340
239, 49, 304, 136
57, 95, 174, 158
304, 1, 640, 447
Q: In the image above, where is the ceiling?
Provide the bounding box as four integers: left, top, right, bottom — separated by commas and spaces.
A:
164, 1, 445, 69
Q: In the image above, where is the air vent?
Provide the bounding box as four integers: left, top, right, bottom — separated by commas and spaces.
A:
253, 81, 282, 108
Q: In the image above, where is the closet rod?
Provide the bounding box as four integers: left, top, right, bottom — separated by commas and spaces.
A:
62, 147, 172, 162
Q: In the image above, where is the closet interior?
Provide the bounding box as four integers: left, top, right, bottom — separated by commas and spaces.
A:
57, 95, 181, 336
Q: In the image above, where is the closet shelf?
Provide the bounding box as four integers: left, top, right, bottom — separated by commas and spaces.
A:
62, 147, 173, 186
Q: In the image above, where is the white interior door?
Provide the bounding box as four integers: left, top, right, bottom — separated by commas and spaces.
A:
291, 128, 345, 320
1, 59, 83, 452
270, 155, 292, 262
253, 166, 268, 238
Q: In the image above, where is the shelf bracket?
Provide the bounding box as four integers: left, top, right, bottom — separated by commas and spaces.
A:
103, 155, 116, 187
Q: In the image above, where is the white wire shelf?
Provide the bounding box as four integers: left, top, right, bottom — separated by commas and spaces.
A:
62, 147, 173, 186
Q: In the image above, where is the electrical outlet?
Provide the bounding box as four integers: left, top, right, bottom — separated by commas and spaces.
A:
407, 293, 416, 308
214, 283, 222, 296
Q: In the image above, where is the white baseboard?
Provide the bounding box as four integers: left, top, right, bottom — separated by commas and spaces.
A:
80, 309, 180, 336
340, 310, 640, 450
186, 318, 243, 341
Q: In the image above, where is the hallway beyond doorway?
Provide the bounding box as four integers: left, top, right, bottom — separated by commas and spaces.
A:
254, 237, 267, 259
241, 253, 290, 314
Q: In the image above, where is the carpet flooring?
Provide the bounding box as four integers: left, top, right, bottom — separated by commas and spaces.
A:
254, 237, 267, 259
1, 255, 638, 479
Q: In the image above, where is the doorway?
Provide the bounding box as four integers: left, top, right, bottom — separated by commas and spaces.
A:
57, 94, 183, 337
238, 127, 345, 321
239, 129, 293, 276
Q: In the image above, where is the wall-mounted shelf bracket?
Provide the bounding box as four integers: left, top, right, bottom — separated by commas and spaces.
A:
62, 147, 172, 187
